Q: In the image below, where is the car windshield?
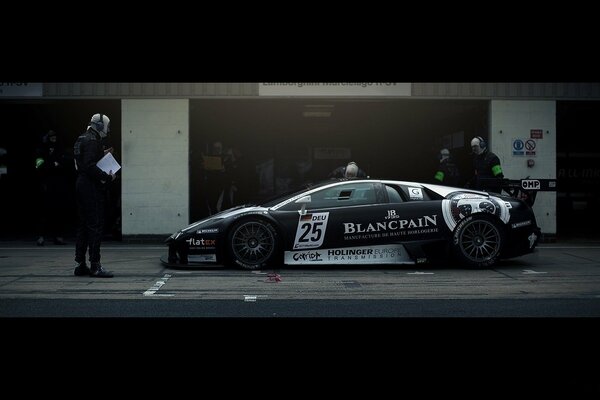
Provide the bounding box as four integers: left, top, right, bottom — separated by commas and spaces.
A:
257, 180, 331, 207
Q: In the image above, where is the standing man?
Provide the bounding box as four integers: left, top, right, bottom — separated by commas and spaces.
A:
469, 136, 504, 194
433, 148, 461, 187
34, 130, 71, 245
73, 113, 116, 278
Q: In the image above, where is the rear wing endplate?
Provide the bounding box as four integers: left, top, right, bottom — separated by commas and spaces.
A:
501, 178, 557, 207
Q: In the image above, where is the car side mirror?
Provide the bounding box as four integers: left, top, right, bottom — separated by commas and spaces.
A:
295, 195, 311, 215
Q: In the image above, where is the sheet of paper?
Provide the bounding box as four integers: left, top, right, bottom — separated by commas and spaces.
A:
96, 152, 121, 174
203, 155, 223, 171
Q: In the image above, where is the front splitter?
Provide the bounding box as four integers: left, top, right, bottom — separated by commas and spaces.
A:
160, 254, 226, 269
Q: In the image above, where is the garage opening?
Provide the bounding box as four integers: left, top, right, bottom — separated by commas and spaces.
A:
189, 99, 489, 222
0, 100, 121, 241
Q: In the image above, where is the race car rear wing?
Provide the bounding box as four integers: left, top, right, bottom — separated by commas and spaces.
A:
501, 178, 557, 207
477, 177, 557, 206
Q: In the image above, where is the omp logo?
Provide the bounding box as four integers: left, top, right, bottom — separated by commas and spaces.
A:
521, 179, 540, 190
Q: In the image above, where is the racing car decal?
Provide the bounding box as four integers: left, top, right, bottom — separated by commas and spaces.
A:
441, 193, 510, 231
293, 212, 329, 249
408, 187, 423, 200
285, 244, 412, 265
342, 214, 439, 241
186, 237, 217, 249
188, 254, 217, 262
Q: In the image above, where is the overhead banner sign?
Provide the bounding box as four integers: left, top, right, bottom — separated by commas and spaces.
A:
0, 82, 43, 97
259, 82, 411, 97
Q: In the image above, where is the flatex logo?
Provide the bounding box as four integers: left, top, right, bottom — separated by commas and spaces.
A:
186, 238, 216, 246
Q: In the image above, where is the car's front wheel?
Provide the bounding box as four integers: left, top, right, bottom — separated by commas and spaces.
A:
452, 215, 504, 268
226, 218, 278, 270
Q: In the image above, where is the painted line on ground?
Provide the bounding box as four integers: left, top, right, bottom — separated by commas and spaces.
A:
243, 295, 268, 302
144, 273, 173, 296
522, 269, 548, 274
537, 246, 600, 249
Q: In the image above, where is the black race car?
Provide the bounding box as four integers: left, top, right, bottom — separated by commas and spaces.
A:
161, 179, 542, 269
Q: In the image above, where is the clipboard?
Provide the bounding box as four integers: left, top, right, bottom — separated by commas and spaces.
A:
96, 152, 121, 174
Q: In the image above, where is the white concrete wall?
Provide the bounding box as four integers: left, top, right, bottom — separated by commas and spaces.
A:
489, 100, 556, 234
121, 99, 189, 235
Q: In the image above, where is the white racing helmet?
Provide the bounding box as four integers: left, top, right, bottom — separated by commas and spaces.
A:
90, 113, 111, 138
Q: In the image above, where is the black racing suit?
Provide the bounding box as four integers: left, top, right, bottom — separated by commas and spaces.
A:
471, 150, 504, 194
35, 140, 71, 239
73, 128, 111, 264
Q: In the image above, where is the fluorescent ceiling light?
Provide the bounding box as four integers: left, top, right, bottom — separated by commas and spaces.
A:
302, 104, 334, 117
303, 111, 332, 117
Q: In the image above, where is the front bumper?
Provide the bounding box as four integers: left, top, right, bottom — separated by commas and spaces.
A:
503, 225, 541, 258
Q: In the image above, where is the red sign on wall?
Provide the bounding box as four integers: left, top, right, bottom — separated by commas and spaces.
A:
530, 129, 543, 139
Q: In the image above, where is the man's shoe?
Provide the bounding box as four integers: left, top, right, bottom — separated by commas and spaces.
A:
37, 236, 45, 246
54, 237, 67, 245
74, 263, 91, 276
90, 263, 113, 278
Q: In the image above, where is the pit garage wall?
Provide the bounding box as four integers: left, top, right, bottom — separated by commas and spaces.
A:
121, 99, 189, 235
490, 100, 556, 234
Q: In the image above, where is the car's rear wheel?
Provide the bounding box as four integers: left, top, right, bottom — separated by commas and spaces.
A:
227, 218, 278, 270
452, 215, 504, 268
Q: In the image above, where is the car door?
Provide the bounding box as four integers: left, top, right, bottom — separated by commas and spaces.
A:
379, 183, 446, 242
273, 181, 389, 251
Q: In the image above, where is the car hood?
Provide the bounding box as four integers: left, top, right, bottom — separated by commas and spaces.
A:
179, 205, 268, 234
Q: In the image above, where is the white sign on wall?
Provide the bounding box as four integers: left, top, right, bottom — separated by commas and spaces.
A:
259, 83, 411, 97
0, 83, 42, 97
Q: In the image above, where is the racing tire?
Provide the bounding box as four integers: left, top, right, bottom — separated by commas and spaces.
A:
452, 214, 505, 269
226, 218, 279, 270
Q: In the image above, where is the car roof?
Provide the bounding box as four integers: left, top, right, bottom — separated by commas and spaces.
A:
266, 178, 491, 210
268, 178, 427, 210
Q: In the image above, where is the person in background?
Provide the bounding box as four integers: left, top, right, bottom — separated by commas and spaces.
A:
202, 141, 227, 215
468, 136, 504, 193
72, 113, 116, 278
433, 148, 461, 187
329, 161, 368, 179
34, 130, 70, 246
0, 146, 7, 180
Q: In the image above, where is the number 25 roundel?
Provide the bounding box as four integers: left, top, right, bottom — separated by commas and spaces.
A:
293, 212, 329, 249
